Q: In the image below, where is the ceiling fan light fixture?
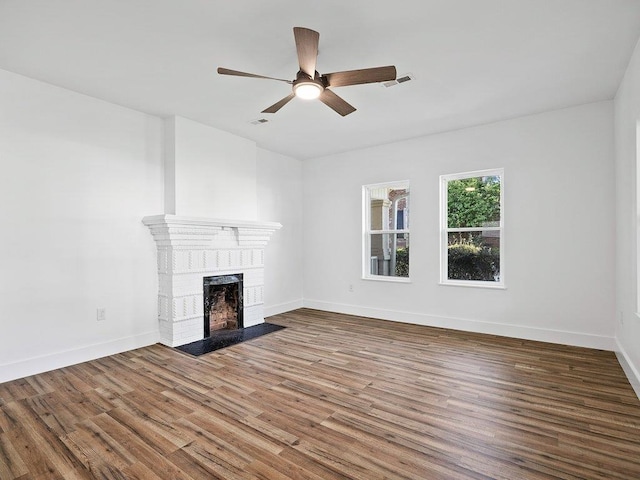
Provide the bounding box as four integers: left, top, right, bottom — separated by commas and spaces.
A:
294, 81, 323, 99
218, 27, 396, 115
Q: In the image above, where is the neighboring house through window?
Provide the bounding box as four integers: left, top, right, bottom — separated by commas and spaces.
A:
440, 169, 504, 288
363, 181, 410, 281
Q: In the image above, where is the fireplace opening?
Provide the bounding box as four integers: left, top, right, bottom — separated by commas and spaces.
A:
203, 274, 243, 338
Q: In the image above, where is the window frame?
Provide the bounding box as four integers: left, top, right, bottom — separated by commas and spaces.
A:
362, 180, 411, 282
439, 168, 505, 289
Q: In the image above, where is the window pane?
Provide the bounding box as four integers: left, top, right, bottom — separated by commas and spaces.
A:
369, 233, 409, 277
447, 176, 500, 228
447, 231, 500, 282
369, 187, 409, 230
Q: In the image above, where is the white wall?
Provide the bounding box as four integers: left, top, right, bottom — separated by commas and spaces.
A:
0, 64, 624, 386
0, 69, 163, 383
614, 37, 640, 396
0, 73, 304, 383
303, 101, 616, 349
166, 116, 258, 220
257, 148, 304, 316
161, 117, 303, 318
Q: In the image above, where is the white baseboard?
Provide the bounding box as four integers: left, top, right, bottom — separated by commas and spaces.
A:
0, 331, 160, 384
302, 299, 617, 351
615, 339, 640, 400
264, 299, 304, 319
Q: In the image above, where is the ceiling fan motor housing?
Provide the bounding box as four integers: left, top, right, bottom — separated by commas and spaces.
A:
292, 70, 325, 99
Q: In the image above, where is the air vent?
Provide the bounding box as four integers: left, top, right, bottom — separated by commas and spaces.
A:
382, 73, 414, 88
249, 118, 269, 125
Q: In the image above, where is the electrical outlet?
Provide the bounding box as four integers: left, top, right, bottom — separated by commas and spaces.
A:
97, 308, 106, 322
348, 284, 354, 292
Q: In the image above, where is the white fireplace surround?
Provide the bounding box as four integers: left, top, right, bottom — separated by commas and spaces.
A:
143, 214, 282, 347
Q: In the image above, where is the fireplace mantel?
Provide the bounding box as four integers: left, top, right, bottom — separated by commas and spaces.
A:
143, 214, 282, 347
143, 214, 282, 245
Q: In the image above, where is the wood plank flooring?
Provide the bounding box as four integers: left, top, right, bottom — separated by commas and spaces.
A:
1, 308, 639, 479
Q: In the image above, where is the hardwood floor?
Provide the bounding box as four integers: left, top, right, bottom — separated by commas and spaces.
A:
1, 308, 639, 479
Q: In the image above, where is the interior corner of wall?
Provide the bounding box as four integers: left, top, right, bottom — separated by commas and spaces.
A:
163, 117, 177, 214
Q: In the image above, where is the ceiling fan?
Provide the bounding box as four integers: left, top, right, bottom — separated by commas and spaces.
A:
217, 27, 397, 116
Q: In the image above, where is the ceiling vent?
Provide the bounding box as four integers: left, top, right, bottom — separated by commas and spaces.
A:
382, 73, 414, 88
249, 118, 269, 125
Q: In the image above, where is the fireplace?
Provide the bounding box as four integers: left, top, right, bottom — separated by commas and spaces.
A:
204, 274, 243, 337
142, 214, 281, 347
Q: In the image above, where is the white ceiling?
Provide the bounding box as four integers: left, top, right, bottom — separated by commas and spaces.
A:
1, 0, 640, 160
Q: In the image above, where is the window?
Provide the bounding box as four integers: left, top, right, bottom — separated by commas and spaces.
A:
363, 181, 410, 281
440, 169, 504, 287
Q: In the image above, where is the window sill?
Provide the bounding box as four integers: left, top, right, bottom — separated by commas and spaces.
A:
439, 280, 506, 290
363, 275, 411, 284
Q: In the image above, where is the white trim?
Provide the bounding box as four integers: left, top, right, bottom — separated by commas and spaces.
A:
441, 168, 505, 181
363, 179, 410, 190
0, 330, 160, 384
362, 185, 370, 278
615, 338, 640, 400
302, 299, 616, 351
363, 276, 411, 283
142, 214, 282, 231
362, 180, 411, 281
447, 227, 501, 232
440, 168, 504, 287
263, 299, 304, 318
439, 280, 506, 289
367, 229, 411, 235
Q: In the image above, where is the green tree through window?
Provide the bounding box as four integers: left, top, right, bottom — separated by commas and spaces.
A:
441, 170, 503, 285
447, 176, 500, 228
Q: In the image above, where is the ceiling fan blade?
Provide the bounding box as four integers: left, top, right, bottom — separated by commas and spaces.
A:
262, 93, 296, 114
293, 27, 319, 78
319, 89, 356, 116
217, 67, 291, 84
324, 66, 397, 87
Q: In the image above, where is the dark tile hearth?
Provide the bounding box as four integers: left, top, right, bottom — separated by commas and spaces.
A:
175, 323, 285, 356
